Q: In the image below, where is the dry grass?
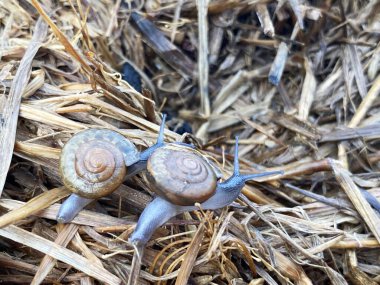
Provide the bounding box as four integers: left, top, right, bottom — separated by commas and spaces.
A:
0, 0, 380, 284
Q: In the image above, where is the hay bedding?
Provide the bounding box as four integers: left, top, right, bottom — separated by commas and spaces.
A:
0, 0, 380, 284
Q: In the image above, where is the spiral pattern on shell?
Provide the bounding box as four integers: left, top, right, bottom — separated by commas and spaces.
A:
59, 129, 139, 199
147, 144, 217, 206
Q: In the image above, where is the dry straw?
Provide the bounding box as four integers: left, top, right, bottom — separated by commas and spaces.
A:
0, 0, 379, 284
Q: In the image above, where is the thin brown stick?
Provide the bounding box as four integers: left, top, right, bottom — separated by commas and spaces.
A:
0, 225, 121, 285
0, 17, 48, 196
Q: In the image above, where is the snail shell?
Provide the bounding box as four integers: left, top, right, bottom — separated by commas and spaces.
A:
60, 129, 139, 199
147, 144, 217, 206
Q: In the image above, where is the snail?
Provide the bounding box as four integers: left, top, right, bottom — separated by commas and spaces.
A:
57, 115, 169, 223
130, 137, 282, 244
127, 137, 283, 284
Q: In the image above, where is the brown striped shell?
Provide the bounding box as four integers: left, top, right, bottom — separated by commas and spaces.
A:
147, 144, 217, 206
59, 129, 139, 198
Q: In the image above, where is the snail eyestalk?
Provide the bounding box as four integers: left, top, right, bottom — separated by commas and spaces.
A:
138, 113, 167, 162
157, 113, 167, 145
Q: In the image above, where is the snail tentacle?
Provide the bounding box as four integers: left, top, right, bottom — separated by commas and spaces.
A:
138, 114, 167, 162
